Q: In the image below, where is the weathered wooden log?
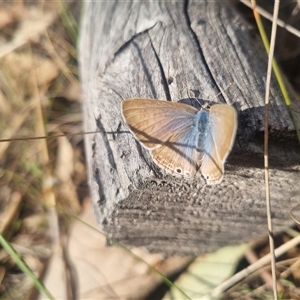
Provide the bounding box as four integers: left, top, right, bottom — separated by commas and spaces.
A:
79, 0, 300, 255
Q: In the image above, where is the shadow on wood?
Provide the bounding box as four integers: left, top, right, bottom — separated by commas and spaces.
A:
79, 0, 300, 255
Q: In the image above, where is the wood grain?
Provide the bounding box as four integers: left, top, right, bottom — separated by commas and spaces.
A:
79, 0, 300, 255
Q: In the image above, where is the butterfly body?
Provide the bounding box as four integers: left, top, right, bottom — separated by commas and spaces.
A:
196, 111, 210, 149
122, 98, 237, 185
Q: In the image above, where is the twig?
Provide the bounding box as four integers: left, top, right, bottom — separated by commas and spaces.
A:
207, 234, 300, 298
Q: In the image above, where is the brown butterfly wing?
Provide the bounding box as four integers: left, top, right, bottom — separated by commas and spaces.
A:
122, 98, 200, 177
200, 104, 237, 184
209, 104, 237, 161
151, 124, 201, 178
199, 139, 224, 184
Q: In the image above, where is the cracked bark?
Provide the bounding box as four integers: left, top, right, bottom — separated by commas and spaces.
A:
80, 0, 300, 255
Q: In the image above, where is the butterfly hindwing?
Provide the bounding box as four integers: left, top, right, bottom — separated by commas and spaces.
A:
151, 123, 200, 177
200, 138, 224, 184
200, 104, 237, 184
209, 104, 237, 162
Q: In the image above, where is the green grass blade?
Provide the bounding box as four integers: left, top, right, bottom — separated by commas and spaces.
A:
57, 0, 79, 45
252, 4, 300, 144
0, 235, 55, 300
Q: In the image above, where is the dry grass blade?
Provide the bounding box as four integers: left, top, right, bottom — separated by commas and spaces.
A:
0, 9, 57, 58
245, 249, 283, 292
0, 192, 22, 236
0, 130, 103, 143
43, 32, 78, 86
0, 98, 37, 158
29, 48, 72, 297
0, 2, 83, 298
252, 0, 281, 298
290, 204, 300, 225
280, 257, 300, 279
208, 234, 300, 297
240, 0, 300, 38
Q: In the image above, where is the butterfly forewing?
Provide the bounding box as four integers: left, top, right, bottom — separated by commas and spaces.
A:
122, 99, 198, 149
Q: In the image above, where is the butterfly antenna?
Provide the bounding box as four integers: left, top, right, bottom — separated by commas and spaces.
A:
216, 82, 235, 99
182, 81, 235, 108
182, 82, 195, 99
182, 81, 206, 109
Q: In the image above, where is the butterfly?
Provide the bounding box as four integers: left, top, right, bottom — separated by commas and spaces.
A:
121, 98, 237, 185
